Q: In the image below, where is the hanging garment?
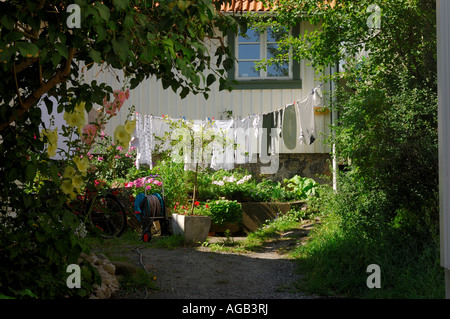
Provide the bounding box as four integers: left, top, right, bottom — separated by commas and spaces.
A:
262, 112, 274, 157
184, 121, 206, 171
249, 114, 261, 163
152, 117, 171, 153
277, 109, 283, 139
282, 103, 297, 150
297, 91, 318, 146
135, 113, 153, 169
235, 117, 251, 164
210, 119, 234, 171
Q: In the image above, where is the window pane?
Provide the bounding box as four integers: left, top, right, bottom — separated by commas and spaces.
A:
267, 27, 288, 42
267, 62, 290, 77
239, 44, 260, 60
238, 61, 260, 78
238, 28, 261, 43
267, 43, 281, 59
267, 43, 289, 58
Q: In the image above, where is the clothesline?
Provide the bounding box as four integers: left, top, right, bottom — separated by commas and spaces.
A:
133, 84, 323, 171
134, 83, 323, 122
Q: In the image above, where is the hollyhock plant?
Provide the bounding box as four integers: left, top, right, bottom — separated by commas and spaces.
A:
124, 175, 163, 197
81, 123, 98, 146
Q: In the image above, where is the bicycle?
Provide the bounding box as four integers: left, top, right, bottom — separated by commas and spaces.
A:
67, 186, 127, 238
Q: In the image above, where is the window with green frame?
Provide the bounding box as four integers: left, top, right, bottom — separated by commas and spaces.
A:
227, 24, 301, 90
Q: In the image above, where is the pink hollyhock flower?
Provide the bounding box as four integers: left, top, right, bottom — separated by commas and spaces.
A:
153, 180, 162, 186
82, 124, 97, 145
146, 185, 152, 191
133, 178, 144, 188
125, 182, 134, 188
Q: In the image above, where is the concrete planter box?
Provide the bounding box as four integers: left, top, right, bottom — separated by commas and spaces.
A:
171, 214, 211, 243
240, 201, 306, 233
210, 222, 240, 234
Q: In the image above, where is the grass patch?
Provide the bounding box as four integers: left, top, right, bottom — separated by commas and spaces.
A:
292, 210, 445, 299
117, 267, 158, 294
204, 209, 309, 254
151, 234, 185, 249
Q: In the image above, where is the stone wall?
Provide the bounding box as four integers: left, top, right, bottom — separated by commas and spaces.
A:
236, 153, 332, 184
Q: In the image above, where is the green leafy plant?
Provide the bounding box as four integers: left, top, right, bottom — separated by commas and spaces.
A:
203, 199, 243, 226
0, 1, 240, 299
90, 134, 137, 183
283, 175, 318, 201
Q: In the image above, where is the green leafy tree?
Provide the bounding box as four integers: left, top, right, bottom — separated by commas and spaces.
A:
0, 0, 238, 298
249, 0, 440, 298
251, 0, 437, 214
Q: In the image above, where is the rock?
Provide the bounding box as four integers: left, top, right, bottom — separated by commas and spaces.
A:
79, 253, 120, 299
103, 263, 116, 276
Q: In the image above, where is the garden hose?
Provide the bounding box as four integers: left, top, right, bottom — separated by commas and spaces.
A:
133, 192, 165, 242
135, 245, 149, 299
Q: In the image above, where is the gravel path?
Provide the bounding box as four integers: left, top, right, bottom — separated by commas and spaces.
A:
113, 223, 318, 299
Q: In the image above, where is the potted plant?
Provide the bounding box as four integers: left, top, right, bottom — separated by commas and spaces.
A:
201, 199, 243, 234
171, 201, 211, 243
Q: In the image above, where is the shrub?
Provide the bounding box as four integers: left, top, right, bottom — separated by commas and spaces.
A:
283, 175, 319, 201
294, 171, 444, 298
203, 199, 243, 226
152, 160, 190, 209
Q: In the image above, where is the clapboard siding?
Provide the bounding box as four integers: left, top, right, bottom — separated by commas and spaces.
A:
80, 21, 331, 154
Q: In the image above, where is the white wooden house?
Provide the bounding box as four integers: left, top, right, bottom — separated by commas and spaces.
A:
53, 1, 336, 180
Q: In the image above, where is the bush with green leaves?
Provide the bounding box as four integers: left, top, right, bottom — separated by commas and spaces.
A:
283, 175, 319, 201
152, 160, 190, 210
89, 132, 137, 183
202, 199, 243, 226
0, 1, 239, 299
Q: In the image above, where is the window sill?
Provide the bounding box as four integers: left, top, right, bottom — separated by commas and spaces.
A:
230, 79, 302, 90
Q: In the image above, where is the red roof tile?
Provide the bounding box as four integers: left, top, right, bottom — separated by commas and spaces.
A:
220, 0, 338, 13
220, 1, 272, 13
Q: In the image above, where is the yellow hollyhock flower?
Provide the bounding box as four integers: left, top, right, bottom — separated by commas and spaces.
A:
47, 143, 57, 157
63, 102, 86, 131
74, 101, 86, 113
73, 156, 89, 176
41, 128, 59, 157
61, 179, 74, 195
114, 124, 131, 149
71, 175, 84, 189
125, 119, 136, 134
63, 166, 76, 179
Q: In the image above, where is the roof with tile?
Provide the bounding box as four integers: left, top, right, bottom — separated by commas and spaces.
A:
220, 0, 338, 13
220, 1, 272, 13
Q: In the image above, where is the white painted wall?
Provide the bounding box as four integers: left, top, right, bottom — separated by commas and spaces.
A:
79, 21, 331, 154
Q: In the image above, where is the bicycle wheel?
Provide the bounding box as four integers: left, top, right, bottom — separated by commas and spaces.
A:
87, 194, 127, 238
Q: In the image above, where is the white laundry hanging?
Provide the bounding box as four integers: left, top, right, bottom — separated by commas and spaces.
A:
249, 114, 262, 162
134, 113, 152, 169
235, 117, 251, 164
132, 84, 323, 170
297, 88, 322, 145
184, 121, 208, 172
210, 119, 235, 171
152, 116, 171, 153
